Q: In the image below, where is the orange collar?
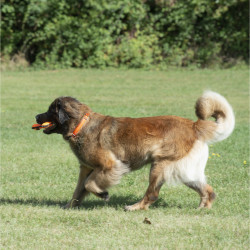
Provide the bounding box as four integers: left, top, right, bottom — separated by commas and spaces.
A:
72, 113, 90, 137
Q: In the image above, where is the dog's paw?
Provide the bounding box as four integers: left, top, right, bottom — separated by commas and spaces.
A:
124, 202, 148, 211
124, 204, 140, 211
63, 199, 80, 209
124, 205, 136, 211
63, 204, 71, 210
98, 191, 110, 201
124, 205, 131, 211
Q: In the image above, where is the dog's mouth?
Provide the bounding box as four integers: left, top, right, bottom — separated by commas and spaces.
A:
43, 123, 57, 134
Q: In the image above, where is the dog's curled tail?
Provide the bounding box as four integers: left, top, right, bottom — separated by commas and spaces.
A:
194, 91, 235, 144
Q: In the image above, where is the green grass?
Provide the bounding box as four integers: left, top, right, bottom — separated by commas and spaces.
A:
1, 68, 249, 249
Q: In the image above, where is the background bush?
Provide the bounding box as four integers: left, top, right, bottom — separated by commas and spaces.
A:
1, 0, 248, 68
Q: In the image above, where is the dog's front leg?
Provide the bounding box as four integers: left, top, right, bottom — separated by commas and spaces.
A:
64, 165, 93, 209
84, 168, 111, 201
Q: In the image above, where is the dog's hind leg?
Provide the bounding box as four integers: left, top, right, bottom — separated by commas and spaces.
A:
181, 141, 215, 208
185, 182, 216, 209
125, 162, 165, 211
64, 165, 93, 209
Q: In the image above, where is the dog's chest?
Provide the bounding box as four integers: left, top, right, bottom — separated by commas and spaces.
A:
69, 139, 93, 167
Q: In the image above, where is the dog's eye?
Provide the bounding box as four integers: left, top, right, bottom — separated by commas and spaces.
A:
46, 110, 56, 117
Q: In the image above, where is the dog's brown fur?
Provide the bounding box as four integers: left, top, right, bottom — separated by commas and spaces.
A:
35, 92, 234, 210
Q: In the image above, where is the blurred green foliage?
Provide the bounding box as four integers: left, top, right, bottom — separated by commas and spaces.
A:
1, 0, 248, 68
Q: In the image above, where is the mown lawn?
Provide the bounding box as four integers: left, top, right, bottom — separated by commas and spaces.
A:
1, 68, 249, 249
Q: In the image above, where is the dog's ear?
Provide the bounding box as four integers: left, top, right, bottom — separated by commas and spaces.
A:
57, 99, 70, 124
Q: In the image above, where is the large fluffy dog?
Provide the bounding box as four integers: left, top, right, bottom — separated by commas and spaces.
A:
35, 91, 234, 210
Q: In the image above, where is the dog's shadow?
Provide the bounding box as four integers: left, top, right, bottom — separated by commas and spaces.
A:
0, 195, 171, 210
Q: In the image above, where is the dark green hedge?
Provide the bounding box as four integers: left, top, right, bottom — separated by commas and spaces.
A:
1, 0, 248, 68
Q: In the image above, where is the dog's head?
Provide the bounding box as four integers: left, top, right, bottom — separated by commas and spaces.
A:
35, 97, 90, 135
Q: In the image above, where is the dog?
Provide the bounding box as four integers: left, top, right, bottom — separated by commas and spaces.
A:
35, 91, 235, 210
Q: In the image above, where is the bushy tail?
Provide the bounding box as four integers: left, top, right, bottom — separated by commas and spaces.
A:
194, 91, 235, 144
